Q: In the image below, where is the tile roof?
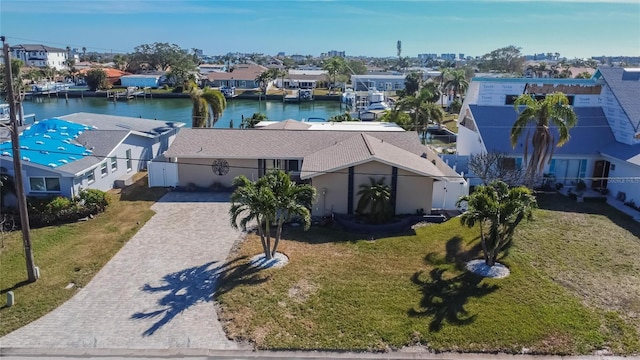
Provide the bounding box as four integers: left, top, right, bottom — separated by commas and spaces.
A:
597, 67, 640, 132
78, 68, 130, 78
59, 113, 185, 138
600, 141, 640, 166
470, 105, 615, 155
300, 133, 446, 179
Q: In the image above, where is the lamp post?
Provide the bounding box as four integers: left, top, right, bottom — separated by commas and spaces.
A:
2, 36, 38, 282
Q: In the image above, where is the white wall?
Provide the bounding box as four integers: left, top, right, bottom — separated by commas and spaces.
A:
605, 159, 640, 205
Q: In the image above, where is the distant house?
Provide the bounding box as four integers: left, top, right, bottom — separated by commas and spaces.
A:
10, 44, 68, 70
120, 74, 163, 88
276, 69, 328, 89
78, 68, 131, 86
198, 64, 227, 75
0, 113, 184, 205
454, 67, 639, 204
205, 64, 268, 89
153, 128, 468, 214
351, 74, 406, 91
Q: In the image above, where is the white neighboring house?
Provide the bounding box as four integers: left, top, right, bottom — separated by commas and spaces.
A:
120, 74, 164, 88
0, 113, 184, 206
351, 74, 406, 91
10, 44, 68, 70
453, 67, 640, 205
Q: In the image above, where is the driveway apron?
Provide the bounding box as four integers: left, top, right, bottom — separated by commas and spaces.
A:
0, 192, 245, 349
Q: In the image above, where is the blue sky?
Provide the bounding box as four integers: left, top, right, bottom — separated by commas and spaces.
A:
1, 0, 639, 59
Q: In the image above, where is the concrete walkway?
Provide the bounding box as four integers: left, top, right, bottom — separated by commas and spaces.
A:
0, 192, 247, 350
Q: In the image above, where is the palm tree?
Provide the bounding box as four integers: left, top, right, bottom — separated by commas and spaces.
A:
398, 85, 444, 138
82, 47, 87, 61
190, 83, 227, 128
230, 170, 316, 260
456, 180, 537, 267
356, 177, 393, 224
262, 170, 315, 257
443, 69, 469, 104
322, 57, 344, 90
241, 112, 266, 129
255, 71, 273, 108
229, 175, 277, 259
510, 92, 578, 187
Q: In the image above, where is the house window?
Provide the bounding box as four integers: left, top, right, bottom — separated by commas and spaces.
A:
287, 160, 300, 172
100, 162, 108, 177
29, 177, 61, 192
110, 156, 117, 171
500, 158, 516, 171
85, 169, 95, 184
240, 81, 246, 87
126, 149, 132, 171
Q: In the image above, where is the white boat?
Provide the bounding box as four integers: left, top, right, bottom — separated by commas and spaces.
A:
365, 89, 391, 111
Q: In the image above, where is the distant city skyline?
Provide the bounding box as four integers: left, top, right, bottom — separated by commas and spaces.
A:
1, 0, 639, 59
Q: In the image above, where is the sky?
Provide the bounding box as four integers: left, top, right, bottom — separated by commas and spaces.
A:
1, 0, 639, 59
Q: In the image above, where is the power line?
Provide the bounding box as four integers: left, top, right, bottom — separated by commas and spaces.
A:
2, 148, 639, 182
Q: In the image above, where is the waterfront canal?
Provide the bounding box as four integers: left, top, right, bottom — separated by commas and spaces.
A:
21, 97, 346, 128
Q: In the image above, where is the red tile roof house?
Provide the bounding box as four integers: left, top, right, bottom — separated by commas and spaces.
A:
152, 127, 468, 217
204, 64, 267, 90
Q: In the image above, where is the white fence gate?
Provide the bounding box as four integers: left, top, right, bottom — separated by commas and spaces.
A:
148, 160, 178, 187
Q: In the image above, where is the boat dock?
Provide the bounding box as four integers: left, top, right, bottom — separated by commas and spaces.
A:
106, 87, 152, 101
283, 89, 314, 103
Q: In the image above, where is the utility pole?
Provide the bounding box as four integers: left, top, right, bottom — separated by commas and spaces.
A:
2, 36, 38, 282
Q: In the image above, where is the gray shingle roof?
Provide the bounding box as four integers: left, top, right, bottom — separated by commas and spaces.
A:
12, 44, 67, 53
597, 67, 640, 132
259, 120, 312, 130
57, 130, 130, 175
164, 128, 430, 159
300, 133, 446, 179
165, 129, 460, 180
58, 113, 185, 138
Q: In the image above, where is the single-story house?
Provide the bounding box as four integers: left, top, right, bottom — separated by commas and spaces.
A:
153, 128, 468, 216
276, 70, 328, 89
120, 74, 163, 88
78, 68, 131, 86
0, 113, 184, 206
205, 64, 267, 89
454, 67, 640, 204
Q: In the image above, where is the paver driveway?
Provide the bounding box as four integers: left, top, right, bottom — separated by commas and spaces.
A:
0, 192, 247, 349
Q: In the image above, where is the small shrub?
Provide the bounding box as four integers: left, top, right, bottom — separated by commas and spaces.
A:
48, 196, 73, 213
79, 189, 110, 212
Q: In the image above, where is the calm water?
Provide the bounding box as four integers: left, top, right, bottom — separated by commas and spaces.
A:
21, 97, 345, 128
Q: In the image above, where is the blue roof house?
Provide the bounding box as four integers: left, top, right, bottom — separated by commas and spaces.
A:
454, 67, 640, 206
1, 113, 184, 206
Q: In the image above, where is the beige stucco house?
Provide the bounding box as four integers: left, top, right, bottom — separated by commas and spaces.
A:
155, 127, 467, 216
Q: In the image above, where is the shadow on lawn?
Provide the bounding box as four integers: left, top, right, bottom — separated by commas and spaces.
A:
409, 268, 498, 331
131, 256, 268, 336
412, 236, 498, 331
536, 193, 640, 239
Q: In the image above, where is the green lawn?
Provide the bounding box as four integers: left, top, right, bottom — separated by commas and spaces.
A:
217, 194, 640, 354
0, 174, 167, 337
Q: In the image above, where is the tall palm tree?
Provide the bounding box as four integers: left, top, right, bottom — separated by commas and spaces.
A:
322, 57, 344, 90
443, 69, 469, 104
82, 47, 87, 61
190, 83, 227, 128
255, 71, 273, 107
510, 92, 578, 187
356, 177, 393, 224
456, 180, 537, 267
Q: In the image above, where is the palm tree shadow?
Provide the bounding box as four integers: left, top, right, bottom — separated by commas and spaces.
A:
130, 256, 268, 336
408, 268, 498, 332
